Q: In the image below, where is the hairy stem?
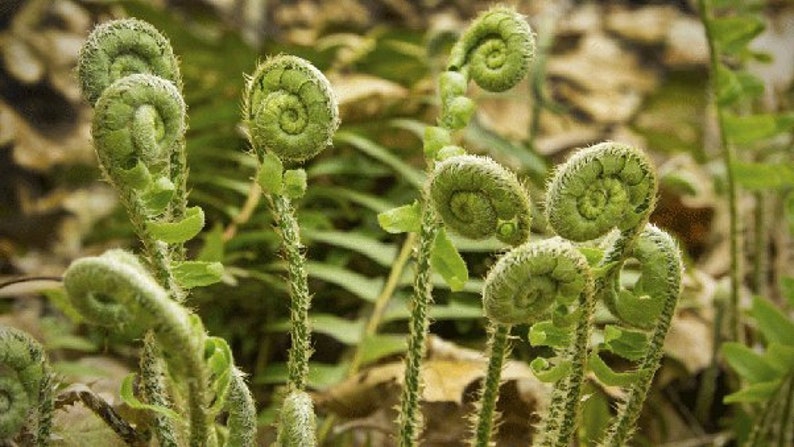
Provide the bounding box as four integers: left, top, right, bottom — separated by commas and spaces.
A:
272, 193, 313, 391
140, 332, 179, 447
398, 202, 440, 447
470, 322, 511, 447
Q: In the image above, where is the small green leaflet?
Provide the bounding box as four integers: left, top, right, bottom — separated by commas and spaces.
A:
709, 15, 764, 55
204, 336, 233, 415
603, 325, 649, 361
172, 261, 224, 288
120, 373, 182, 421
257, 152, 284, 195
724, 380, 780, 404
722, 342, 780, 384
530, 358, 571, 383
377, 202, 421, 234
430, 227, 468, 292
283, 169, 307, 199
588, 352, 639, 387
723, 112, 794, 145
529, 321, 571, 349
147, 206, 205, 243
732, 162, 794, 191
751, 296, 794, 346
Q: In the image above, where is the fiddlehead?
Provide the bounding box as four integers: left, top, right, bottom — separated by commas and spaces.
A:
429, 154, 531, 246
77, 18, 181, 106
481, 238, 594, 447
244, 55, 340, 164
597, 224, 683, 447
446, 6, 535, 93
0, 326, 52, 445
63, 250, 214, 447
545, 141, 657, 243
276, 390, 317, 447
91, 73, 186, 191
482, 238, 592, 326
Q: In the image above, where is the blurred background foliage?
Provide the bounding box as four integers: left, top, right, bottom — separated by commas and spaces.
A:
1, 0, 793, 445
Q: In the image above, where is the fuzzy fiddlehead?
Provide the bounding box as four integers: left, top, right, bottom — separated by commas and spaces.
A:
77, 18, 181, 106
481, 238, 594, 447
91, 73, 186, 189
597, 224, 683, 446
429, 154, 531, 246
545, 141, 657, 244
276, 390, 317, 447
63, 250, 214, 447
447, 6, 535, 93
0, 326, 52, 446
244, 55, 340, 164
243, 57, 337, 447
482, 238, 592, 326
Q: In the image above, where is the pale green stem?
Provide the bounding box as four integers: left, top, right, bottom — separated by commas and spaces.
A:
598, 286, 679, 445
225, 369, 257, 447
140, 332, 179, 447
699, 0, 743, 343
272, 193, 313, 391
536, 288, 595, 447
398, 202, 440, 447
470, 322, 511, 447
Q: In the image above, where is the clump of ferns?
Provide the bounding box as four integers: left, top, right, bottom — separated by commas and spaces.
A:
471, 141, 684, 447
0, 18, 257, 447
373, 6, 537, 447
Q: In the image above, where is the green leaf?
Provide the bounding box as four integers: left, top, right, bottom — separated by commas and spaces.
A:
143, 176, 175, 213
359, 334, 407, 365
197, 224, 225, 262
724, 113, 794, 145
311, 314, 364, 345
603, 325, 649, 361
709, 16, 764, 55
171, 261, 224, 288
722, 342, 780, 383
751, 296, 794, 346
120, 373, 182, 421
764, 343, 794, 374
306, 261, 384, 302
733, 162, 794, 190
335, 131, 425, 188
283, 168, 307, 199
377, 202, 421, 234
716, 64, 743, 106
528, 321, 571, 349
529, 358, 571, 383
257, 153, 284, 195
204, 336, 233, 414
303, 229, 397, 267
724, 380, 781, 404
588, 352, 640, 387
430, 227, 468, 292
147, 206, 205, 243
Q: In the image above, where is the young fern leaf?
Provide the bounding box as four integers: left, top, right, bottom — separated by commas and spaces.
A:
276, 390, 317, 447
446, 6, 536, 93
244, 55, 340, 164
77, 18, 181, 106
91, 73, 186, 194
545, 141, 657, 243
63, 250, 215, 447
482, 238, 594, 447
597, 224, 683, 447
429, 154, 532, 246
244, 55, 338, 446
397, 7, 535, 446
0, 326, 53, 446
